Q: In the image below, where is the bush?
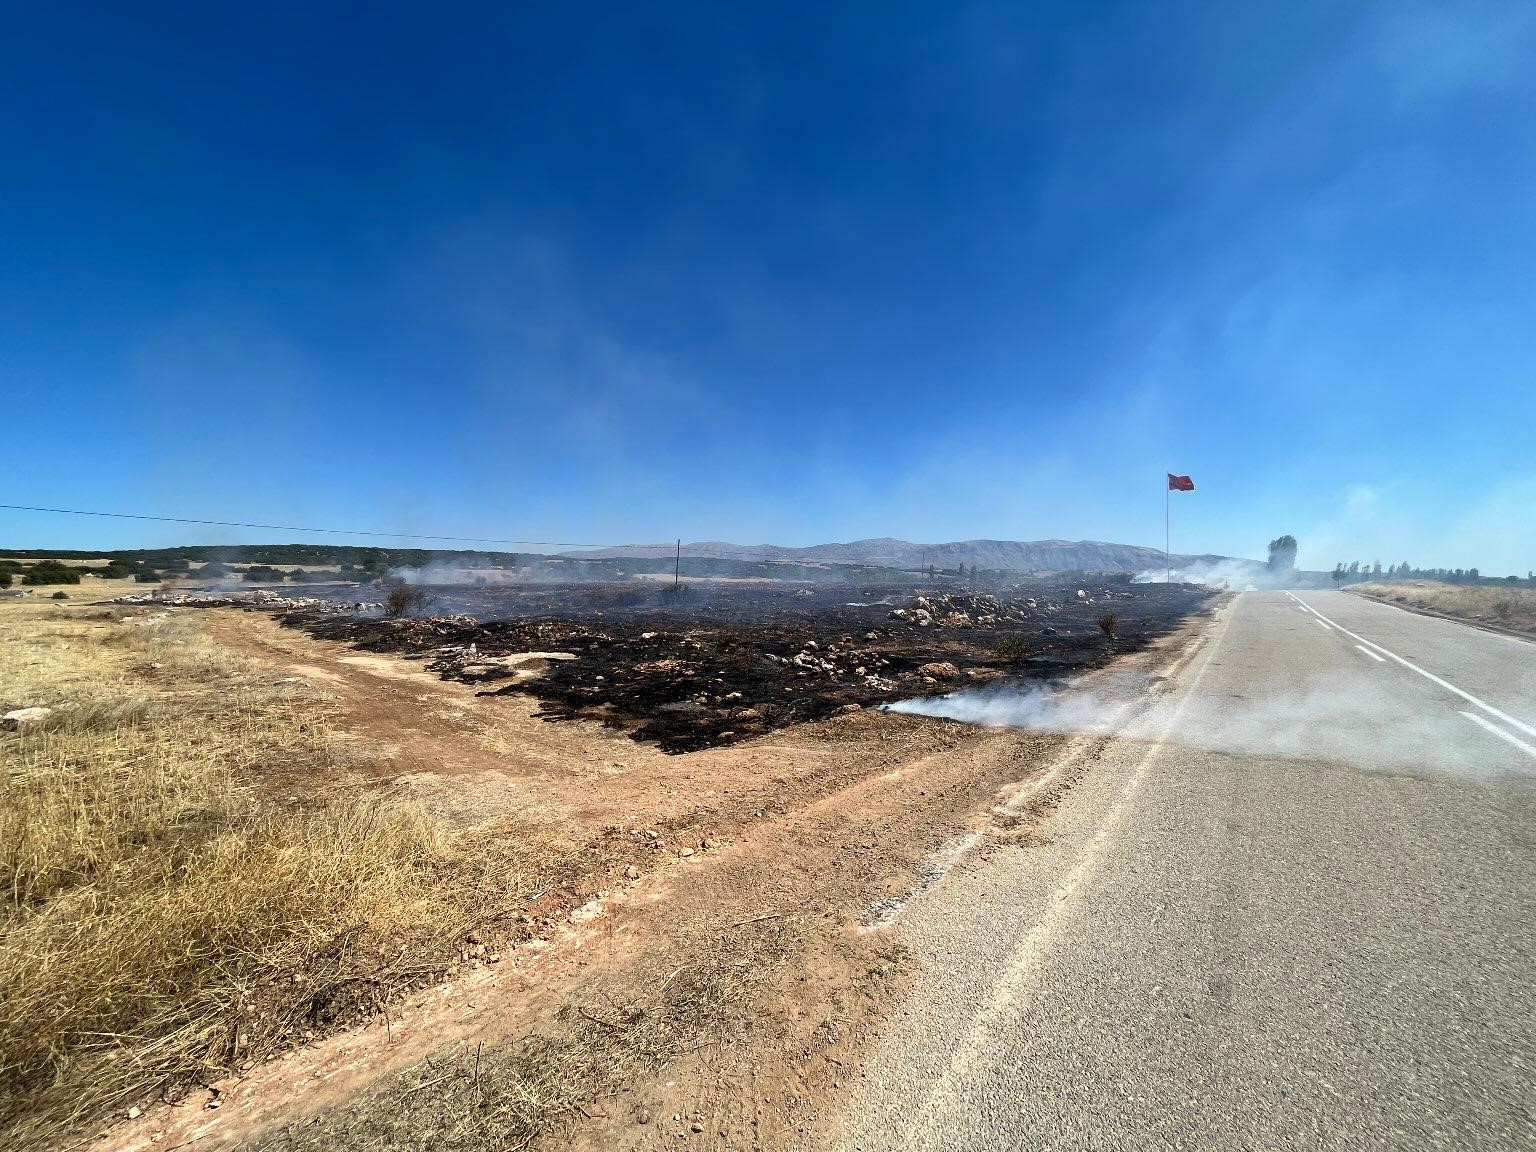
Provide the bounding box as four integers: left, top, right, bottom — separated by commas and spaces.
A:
22, 561, 81, 586
0, 572, 10, 589
135, 571, 160, 583
243, 565, 286, 583
384, 584, 434, 618
197, 561, 231, 579
1098, 612, 1118, 639
51, 591, 69, 600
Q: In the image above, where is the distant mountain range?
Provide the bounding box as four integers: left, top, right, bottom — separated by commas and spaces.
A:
561, 538, 1235, 573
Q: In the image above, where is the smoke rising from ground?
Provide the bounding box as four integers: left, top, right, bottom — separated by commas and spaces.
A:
1132, 558, 1297, 591
887, 667, 1524, 779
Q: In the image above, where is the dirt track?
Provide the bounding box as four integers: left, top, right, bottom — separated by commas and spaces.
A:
102, 595, 1215, 1151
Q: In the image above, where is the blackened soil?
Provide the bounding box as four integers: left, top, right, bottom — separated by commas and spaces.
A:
283, 580, 1214, 752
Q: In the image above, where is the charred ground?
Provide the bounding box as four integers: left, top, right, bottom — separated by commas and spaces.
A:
282, 580, 1215, 752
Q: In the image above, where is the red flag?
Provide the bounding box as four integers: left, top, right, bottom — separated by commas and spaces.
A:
1167, 473, 1195, 491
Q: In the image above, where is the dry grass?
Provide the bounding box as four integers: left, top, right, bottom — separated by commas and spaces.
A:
1353, 580, 1536, 634
0, 600, 547, 1147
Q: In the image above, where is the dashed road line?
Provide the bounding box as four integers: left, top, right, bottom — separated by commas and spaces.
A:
1314, 618, 1333, 633
1354, 644, 1386, 663
1287, 592, 1536, 740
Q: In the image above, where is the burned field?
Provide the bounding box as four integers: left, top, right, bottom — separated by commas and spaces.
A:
282, 580, 1215, 752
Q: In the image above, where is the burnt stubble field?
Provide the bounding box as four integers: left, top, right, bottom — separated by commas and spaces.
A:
287, 579, 1215, 752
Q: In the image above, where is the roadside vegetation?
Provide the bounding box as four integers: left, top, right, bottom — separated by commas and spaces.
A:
1353, 580, 1536, 634
0, 596, 546, 1147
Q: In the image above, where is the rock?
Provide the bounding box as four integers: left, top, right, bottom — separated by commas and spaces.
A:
624, 864, 641, 879
917, 662, 960, 680
913, 609, 934, 627
641, 632, 657, 640
127, 1106, 141, 1120
837, 703, 862, 714
691, 1122, 704, 1133
2, 706, 51, 731
1076, 589, 1087, 599
678, 846, 695, 858
636, 1109, 652, 1125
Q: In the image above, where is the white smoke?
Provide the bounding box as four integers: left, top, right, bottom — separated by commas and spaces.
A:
1131, 558, 1289, 590
884, 667, 1519, 778
389, 560, 519, 586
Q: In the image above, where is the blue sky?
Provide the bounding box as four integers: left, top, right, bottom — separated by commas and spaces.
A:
4, 2, 1534, 572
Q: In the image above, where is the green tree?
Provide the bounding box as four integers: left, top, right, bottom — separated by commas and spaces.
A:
1266, 535, 1298, 572
22, 560, 82, 586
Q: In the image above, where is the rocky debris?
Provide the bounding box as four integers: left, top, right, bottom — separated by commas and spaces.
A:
890, 593, 1033, 629
916, 662, 960, 680
2, 706, 52, 731
112, 590, 377, 614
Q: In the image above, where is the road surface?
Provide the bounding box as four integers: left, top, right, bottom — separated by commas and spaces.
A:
842, 590, 1536, 1151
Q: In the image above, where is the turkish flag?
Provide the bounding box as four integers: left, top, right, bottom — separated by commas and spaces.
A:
1167, 473, 1195, 491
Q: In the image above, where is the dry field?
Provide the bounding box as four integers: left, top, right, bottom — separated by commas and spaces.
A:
0, 584, 544, 1148
2, 579, 1215, 1152
1352, 580, 1536, 635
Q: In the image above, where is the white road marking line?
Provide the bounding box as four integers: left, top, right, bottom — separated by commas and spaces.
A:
1459, 711, 1536, 760
1355, 644, 1386, 663
1314, 618, 1333, 632
906, 592, 1241, 1139
1287, 591, 1536, 740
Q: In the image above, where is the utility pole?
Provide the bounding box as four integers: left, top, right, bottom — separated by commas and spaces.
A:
674, 538, 681, 589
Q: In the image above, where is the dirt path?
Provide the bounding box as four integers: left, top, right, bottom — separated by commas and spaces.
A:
101, 605, 1213, 1151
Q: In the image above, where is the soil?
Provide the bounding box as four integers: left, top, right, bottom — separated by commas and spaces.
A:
97, 583, 1218, 1152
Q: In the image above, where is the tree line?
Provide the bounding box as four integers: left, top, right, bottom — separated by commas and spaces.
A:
1329, 562, 1536, 586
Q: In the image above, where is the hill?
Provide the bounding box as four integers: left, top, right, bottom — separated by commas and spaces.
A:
561, 538, 1235, 572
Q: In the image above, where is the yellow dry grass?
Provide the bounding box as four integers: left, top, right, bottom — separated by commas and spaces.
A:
0, 598, 547, 1147
1354, 580, 1536, 634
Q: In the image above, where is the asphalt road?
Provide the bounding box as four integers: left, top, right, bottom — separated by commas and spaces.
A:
841, 590, 1536, 1151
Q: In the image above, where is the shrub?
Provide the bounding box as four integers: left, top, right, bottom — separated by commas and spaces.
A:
197, 561, 231, 579
51, 591, 69, 600
135, 571, 161, 583
384, 584, 433, 618
0, 572, 10, 589
1097, 612, 1118, 639
993, 635, 1030, 662
243, 565, 286, 583
23, 561, 81, 586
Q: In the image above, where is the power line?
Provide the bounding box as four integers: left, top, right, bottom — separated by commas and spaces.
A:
0, 503, 628, 550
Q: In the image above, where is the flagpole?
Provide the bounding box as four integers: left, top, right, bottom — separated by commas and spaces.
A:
1165, 477, 1170, 583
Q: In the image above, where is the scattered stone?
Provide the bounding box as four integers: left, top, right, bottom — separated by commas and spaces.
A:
917, 662, 960, 680
624, 864, 641, 879
1, 706, 51, 731
678, 846, 695, 858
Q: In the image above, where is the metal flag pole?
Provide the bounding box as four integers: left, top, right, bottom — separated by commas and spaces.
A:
1165, 476, 1171, 583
